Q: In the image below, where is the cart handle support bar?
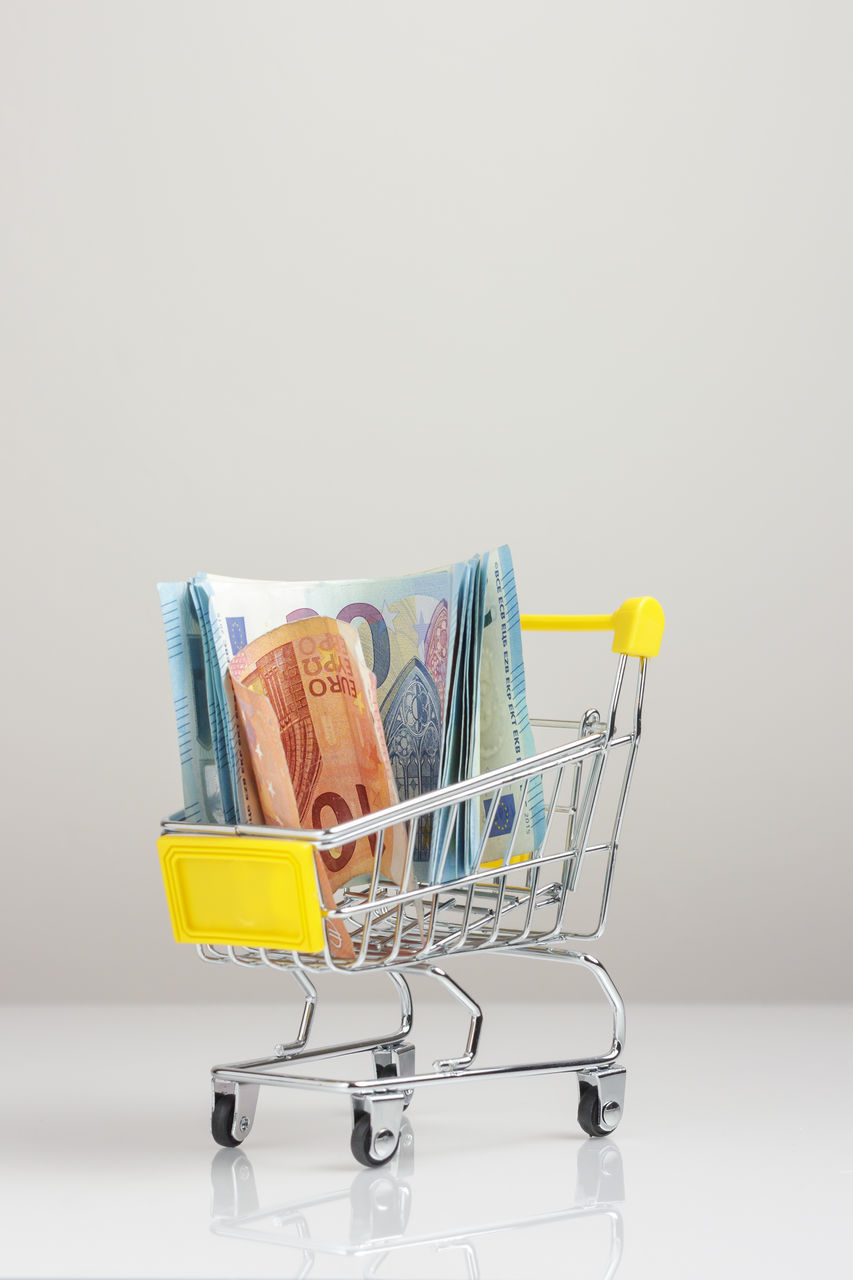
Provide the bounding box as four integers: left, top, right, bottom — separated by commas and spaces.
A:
521, 596, 664, 659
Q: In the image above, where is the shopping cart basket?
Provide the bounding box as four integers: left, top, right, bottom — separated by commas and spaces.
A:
158, 597, 664, 1167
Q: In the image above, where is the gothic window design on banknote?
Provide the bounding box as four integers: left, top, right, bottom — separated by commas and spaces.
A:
382, 659, 442, 798
382, 658, 442, 862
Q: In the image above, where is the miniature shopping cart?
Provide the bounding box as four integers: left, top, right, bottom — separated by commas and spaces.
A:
158, 597, 664, 1167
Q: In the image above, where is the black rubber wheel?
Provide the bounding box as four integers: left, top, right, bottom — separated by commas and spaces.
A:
374, 1059, 413, 1110
577, 1085, 611, 1138
212, 1092, 243, 1148
350, 1112, 400, 1168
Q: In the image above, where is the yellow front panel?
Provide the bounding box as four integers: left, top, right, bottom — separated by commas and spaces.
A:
158, 835, 325, 952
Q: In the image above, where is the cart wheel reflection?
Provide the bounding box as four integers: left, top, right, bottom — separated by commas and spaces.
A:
209, 1126, 625, 1276
210, 1147, 260, 1218
212, 1093, 243, 1148
349, 1165, 412, 1244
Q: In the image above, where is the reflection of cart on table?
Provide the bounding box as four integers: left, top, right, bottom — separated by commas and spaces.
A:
211, 1128, 625, 1280
159, 599, 664, 1166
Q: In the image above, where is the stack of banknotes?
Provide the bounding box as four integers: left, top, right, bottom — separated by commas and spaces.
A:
158, 547, 545, 887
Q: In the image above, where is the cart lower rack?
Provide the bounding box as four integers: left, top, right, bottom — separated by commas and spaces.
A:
158, 598, 664, 1166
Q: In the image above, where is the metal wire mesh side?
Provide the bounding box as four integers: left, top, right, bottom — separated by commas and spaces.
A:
168, 654, 648, 974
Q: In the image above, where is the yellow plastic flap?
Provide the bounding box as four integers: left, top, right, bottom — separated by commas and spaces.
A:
158, 834, 325, 952
521, 597, 665, 658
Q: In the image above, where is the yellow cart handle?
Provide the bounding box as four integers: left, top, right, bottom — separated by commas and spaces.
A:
521, 596, 665, 658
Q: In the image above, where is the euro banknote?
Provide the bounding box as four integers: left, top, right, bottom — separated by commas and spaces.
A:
230, 615, 417, 958
429, 549, 545, 879
476, 547, 546, 866
157, 582, 224, 825
192, 566, 459, 841
158, 547, 545, 884
229, 616, 407, 889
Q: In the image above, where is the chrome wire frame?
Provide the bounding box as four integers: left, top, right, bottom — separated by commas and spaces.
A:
203, 947, 625, 1109
162, 656, 647, 1120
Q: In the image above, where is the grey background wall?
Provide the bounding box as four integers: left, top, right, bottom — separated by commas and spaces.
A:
2, 1, 850, 1003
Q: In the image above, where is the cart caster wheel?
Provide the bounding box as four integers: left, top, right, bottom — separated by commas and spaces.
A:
212, 1093, 243, 1148
351, 1112, 400, 1168
577, 1076, 624, 1138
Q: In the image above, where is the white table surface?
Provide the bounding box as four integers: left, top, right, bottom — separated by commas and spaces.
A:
2, 998, 850, 1278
